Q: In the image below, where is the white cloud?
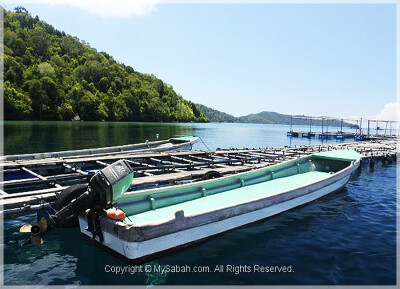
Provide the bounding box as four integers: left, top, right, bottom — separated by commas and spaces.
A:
4, 0, 159, 18
372, 102, 400, 122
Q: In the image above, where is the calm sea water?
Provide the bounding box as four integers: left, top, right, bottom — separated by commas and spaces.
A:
3, 121, 397, 285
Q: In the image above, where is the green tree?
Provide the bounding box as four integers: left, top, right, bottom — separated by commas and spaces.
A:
4, 81, 32, 119
38, 62, 55, 77
28, 25, 50, 57
14, 6, 29, 15
27, 79, 46, 118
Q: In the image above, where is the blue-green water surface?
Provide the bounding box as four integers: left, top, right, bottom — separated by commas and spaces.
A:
3, 121, 396, 285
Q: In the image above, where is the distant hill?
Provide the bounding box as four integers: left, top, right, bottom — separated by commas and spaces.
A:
198, 104, 350, 127
237, 111, 291, 124
196, 104, 236, 123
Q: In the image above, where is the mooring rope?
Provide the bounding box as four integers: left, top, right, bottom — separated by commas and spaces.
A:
198, 136, 211, 151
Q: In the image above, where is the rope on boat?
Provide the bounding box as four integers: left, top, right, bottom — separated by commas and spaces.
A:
198, 136, 211, 151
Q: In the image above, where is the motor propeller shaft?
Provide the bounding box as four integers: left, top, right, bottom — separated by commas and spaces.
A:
19, 217, 48, 246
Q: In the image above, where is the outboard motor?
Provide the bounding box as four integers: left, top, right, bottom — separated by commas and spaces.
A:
19, 160, 134, 245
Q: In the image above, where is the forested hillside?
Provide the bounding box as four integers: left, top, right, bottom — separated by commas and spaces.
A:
196, 104, 236, 122
238, 112, 350, 126
3, 7, 209, 122
237, 111, 293, 124
198, 104, 351, 127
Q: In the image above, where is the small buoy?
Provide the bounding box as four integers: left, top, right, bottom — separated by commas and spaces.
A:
105, 208, 126, 221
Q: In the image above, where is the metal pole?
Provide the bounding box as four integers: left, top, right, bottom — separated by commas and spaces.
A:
340, 119, 343, 133
376, 120, 379, 136
326, 119, 329, 134
290, 116, 293, 132
367, 120, 370, 138
384, 121, 388, 136
321, 118, 324, 134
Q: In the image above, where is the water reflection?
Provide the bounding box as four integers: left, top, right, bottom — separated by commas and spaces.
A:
4, 121, 355, 155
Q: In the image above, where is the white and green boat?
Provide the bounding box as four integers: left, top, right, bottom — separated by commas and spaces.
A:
2, 136, 199, 161
78, 149, 361, 263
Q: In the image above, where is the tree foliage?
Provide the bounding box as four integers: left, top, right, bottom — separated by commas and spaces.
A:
3, 8, 209, 122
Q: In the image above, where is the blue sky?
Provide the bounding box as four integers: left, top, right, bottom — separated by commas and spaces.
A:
4, 2, 397, 119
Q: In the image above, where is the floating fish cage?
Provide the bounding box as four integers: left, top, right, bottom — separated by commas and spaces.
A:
1, 139, 398, 215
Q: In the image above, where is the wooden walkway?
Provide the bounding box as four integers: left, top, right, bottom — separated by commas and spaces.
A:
1, 139, 398, 215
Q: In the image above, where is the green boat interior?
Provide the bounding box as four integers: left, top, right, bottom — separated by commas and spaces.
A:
117, 150, 361, 225
169, 136, 199, 143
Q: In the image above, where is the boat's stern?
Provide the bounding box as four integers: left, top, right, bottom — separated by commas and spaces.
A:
78, 214, 136, 262
311, 149, 361, 173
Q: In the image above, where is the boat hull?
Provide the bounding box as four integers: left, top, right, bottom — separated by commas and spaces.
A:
79, 159, 358, 263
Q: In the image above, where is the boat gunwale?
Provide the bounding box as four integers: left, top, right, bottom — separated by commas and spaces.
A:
125, 159, 359, 227
119, 154, 309, 200
119, 150, 357, 202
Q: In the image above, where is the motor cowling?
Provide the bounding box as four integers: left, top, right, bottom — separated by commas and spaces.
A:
88, 160, 134, 210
